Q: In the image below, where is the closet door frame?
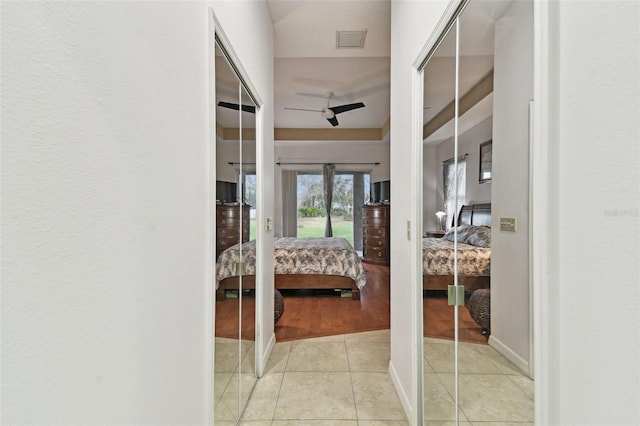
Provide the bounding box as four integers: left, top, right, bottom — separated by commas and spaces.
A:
208, 9, 265, 423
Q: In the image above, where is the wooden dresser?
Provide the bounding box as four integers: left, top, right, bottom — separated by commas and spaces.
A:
216, 204, 250, 258
362, 204, 390, 266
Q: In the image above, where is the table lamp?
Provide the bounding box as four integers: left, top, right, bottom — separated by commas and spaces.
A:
435, 211, 446, 232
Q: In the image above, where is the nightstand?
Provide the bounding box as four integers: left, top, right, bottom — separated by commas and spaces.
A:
424, 230, 445, 238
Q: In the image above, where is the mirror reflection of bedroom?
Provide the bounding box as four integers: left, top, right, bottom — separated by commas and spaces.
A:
421, 0, 534, 423
213, 41, 258, 423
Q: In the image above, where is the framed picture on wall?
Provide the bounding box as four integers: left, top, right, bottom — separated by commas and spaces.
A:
479, 140, 492, 183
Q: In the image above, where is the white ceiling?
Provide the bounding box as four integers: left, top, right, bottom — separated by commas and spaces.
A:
268, 0, 391, 129
264, 0, 510, 133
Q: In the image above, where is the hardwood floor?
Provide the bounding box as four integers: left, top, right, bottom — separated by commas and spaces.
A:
423, 292, 488, 344
275, 263, 390, 341
215, 263, 487, 344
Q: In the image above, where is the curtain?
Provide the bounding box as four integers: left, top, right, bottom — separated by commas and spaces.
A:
281, 170, 298, 237
443, 157, 467, 229
352, 172, 365, 251
323, 163, 335, 237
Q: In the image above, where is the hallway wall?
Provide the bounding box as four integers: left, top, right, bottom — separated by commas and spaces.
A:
1, 1, 274, 423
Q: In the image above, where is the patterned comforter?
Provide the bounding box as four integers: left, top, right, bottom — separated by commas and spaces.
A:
216, 237, 367, 289
422, 237, 491, 276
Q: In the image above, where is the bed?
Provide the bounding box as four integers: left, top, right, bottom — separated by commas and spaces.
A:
423, 203, 492, 291
216, 237, 367, 300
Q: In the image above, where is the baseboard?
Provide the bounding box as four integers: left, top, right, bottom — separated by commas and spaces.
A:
488, 335, 530, 376
388, 360, 411, 420
259, 332, 276, 378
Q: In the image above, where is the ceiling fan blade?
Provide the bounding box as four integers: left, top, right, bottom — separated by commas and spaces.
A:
327, 116, 339, 127
218, 101, 256, 114
330, 102, 365, 115
284, 107, 323, 112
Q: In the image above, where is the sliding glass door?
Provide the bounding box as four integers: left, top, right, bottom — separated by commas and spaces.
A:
295, 171, 370, 247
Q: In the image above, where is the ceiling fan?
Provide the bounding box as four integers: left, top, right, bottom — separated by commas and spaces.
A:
217, 101, 255, 114
284, 92, 365, 127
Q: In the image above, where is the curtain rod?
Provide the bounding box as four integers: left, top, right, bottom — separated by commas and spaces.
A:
276, 161, 380, 166
442, 153, 468, 165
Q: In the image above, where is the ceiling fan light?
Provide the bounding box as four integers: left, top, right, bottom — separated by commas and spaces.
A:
322, 108, 335, 119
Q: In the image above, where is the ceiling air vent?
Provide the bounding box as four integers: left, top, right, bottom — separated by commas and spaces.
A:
336, 30, 367, 49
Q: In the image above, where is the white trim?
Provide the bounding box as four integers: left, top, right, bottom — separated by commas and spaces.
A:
412, 0, 466, 69
410, 57, 424, 426
260, 333, 276, 378
254, 83, 266, 377
389, 360, 411, 420
206, 11, 216, 426
211, 18, 263, 110
488, 335, 530, 376
528, 98, 535, 380
532, 1, 552, 424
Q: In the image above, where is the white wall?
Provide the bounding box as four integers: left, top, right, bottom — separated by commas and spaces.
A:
1, 1, 274, 424
1, 2, 211, 423
490, 0, 533, 369
423, 144, 439, 231
390, 0, 451, 421
540, 1, 640, 424
273, 137, 389, 236
216, 136, 258, 183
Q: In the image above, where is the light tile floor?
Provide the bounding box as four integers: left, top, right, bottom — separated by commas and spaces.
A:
217, 330, 534, 425
423, 337, 534, 425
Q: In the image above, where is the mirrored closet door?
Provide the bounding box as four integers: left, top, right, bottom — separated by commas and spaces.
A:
213, 40, 258, 423
422, 14, 459, 423
420, 0, 534, 423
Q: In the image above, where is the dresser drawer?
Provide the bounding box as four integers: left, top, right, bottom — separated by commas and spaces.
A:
217, 207, 247, 219
364, 207, 388, 218
217, 235, 239, 250
363, 246, 387, 261
363, 217, 386, 228
364, 236, 385, 248
217, 217, 249, 228
363, 226, 386, 237
217, 226, 241, 238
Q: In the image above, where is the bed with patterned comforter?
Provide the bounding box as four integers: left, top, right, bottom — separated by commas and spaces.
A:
422, 237, 491, 276
216, 237, 367, 300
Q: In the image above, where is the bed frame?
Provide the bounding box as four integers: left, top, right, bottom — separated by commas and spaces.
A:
423, 203, 491, 291
218, 274, 360, 300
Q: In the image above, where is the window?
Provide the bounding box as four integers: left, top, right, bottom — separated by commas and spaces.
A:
295, 172, 370, 246
241, 171, 257, 240
296, 173, 325, 238
443, 157, 466, 229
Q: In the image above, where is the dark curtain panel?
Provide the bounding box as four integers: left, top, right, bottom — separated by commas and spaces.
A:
323, 163, 335, 237
353, 173, 364, 250
281, 170, 298, 237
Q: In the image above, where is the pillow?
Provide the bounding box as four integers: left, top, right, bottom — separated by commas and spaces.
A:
442, 225, 475, 243
465, 226, 491, 247
443, 225, 491, 247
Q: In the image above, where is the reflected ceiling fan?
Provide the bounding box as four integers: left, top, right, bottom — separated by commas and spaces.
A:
284, 92, 365, 127
217, 101, 255, 114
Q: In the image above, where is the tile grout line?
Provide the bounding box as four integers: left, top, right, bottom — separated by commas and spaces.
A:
271, 342, 292, 422
505, 373, 535, 402
345, 335, 360, 423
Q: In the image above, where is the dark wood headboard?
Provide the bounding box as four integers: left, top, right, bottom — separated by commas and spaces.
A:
455, 203, 491, 227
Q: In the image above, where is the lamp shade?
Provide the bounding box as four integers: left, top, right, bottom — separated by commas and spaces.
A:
435, 211, 446, 219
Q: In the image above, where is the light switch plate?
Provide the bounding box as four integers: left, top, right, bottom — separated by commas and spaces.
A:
500, 217, 517, 232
